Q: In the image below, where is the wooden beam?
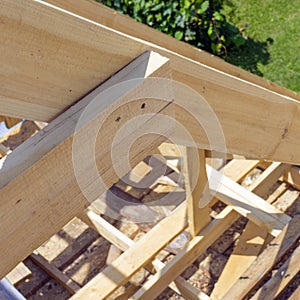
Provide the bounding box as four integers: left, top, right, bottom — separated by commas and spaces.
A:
86, 210, 208, 300
2, 0, 300, 163
211, 162, 290, 299
0, 51, 173, 277
184, 148, 211, 237
70, 203, 187, 300
131, 207, 239, 299
207, 165, 291, 236
43, 0, 300, 103
30, 253, 81, 294
250, 244, 300, 300
211, 222, 268, 300
248, 162, 291, 198
222, 214, 300, 300
6, 263, 31, 285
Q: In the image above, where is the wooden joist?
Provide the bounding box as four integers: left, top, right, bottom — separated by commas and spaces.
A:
0, 51, 173, 277
2, 0, 300, 163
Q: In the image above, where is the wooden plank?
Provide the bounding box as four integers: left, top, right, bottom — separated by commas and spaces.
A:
42, 0, 300, 103
184, 148, 211, 237
248, 162, 290, 198
0, 51, 173, 277
211, 162, 289, 299
70, 203, 187, 300
2, 0, 300, 164
211, 222, 268, 300
6, 263, 31, 285
131, 207, 239, 299
30, 253, 81, 294
207, 165, 291, 236
282, 166, 300, 190
223, 159, 260, 182
250, 244, 300, 300
288, 284, 300, 300
87, 210, 208, 300
222, 214, 300, 300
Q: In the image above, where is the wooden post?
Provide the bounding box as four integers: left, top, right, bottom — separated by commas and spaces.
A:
183, 147, 211, 237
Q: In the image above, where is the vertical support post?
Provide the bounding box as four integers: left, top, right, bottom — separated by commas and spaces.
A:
183, 147, 211, 237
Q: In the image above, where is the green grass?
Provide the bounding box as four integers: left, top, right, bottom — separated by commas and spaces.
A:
223, 0, 300, 92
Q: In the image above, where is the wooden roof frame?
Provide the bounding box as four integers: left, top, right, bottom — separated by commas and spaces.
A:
1, 1, 300, 299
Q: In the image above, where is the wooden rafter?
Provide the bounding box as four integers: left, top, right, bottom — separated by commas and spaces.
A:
2, 0, 300, 163
0, 51, 173, 277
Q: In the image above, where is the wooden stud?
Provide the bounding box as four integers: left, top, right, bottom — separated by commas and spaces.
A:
211, 161, 291, 299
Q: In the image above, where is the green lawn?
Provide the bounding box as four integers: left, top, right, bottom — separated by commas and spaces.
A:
223, 0, 300, 92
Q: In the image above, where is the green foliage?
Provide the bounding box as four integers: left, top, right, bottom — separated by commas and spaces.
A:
96, 0, 245, 57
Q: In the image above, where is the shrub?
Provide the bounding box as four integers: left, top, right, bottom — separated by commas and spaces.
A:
96, 0, 245, 57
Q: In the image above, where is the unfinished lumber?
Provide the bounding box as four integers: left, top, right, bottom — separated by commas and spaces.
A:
250, 244, 300, 300
211, 222, 268, 300
210, 161, 291, 299
131, 207, 239, 299
2, 0, 300, 164
0, 51, 173, 277
184, 148, 211, 237
222, 214, 300, 300
223, 159, 260, 182
70, 203, 187, 300
47, 0, 300, 102
5, 263, 31, 285
248, 162, 290, 198
207, 165, 291, 236
86, 210, 208, 300
30, 253, 81, 295
282, 165, 300, 190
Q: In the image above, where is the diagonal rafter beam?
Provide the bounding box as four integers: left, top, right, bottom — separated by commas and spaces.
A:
0, 51, 174, 278
2, 0, 300, 163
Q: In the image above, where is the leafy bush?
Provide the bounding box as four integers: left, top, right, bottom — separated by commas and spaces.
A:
96, 0, 245, 57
